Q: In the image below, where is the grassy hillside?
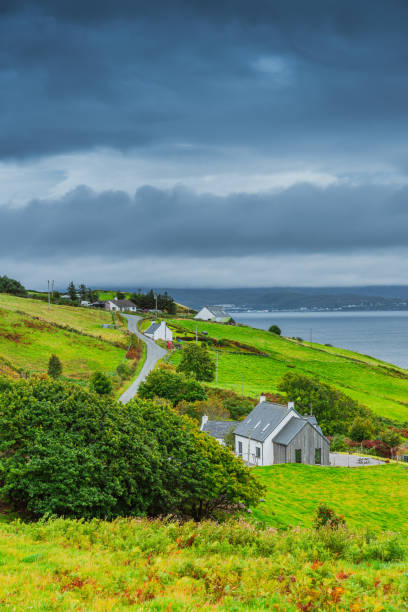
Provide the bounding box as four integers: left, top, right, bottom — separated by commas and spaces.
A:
253, 463, 408, 533
168, 319, 408, 422
0, 515, 406, 610
0, 294, 130, 382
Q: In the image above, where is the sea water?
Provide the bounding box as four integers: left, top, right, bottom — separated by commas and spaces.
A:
233, 310, 408, 369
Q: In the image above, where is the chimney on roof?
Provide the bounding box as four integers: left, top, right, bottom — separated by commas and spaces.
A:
200, 415, 208, 431
259, 393, 266, 403
288, 401, 295, 410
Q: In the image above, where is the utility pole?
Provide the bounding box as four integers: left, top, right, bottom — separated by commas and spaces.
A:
310, 328, 313, 347
51, 280, 54, 302
47, 280, 50, 309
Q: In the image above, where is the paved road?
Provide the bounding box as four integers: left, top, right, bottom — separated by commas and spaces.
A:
119, 314, 167, 404
330, 452, 384, 467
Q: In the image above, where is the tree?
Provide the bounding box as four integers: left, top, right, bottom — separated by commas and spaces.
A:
116, 291, 125, 300
278, 372, 376, 436
268, 325, 281, 335
0, 276, 27, 297
90, 372, 112, 395
0, 378, 263, 520
177, 344, 216, 382
79, 284, 87, 301
349, 417, 376, 442
67, 281, 77, 301
138, 368, 207, 406
378, 429, 405, 458
47, 354, 62, 379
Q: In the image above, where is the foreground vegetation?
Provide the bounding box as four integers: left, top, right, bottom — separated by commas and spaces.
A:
0, 516, 407, 610
253, 463, 408, 534
168, 319, 408, 422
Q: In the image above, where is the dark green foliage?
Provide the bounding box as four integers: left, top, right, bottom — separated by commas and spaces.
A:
79, 284, 87, 301
90, 372, 112, 395
268, 324, 281, 335
278, 372, 376, 436
129, 289, 176, 313
349, 416, 376, 442
0, 276, 27, 297
47, 354, 62, 379
222, 397, 254, 420
177, 343, 215, 381
67, 281, 77, 301
116, 291, 125, 300
0, 378, 262, 520
138, 368, 207, 406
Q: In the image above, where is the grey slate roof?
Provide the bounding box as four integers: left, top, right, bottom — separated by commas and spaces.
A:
110, 299, 135, 308
145, 322, 161, 335
203, 305, 232, 319
202, 420, 238, 439
273, 417, 308, 445
234, 401, 291, 443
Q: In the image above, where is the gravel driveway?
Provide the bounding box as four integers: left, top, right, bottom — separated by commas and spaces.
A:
119, 314, 167, 404
330, 452, 384, 467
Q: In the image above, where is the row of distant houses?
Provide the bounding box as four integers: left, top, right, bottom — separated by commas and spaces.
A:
201, 395, 330, 466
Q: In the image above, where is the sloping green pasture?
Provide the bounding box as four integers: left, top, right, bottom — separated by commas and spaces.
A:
168, 319, 408, 422
0, 307, 125, 380
254, 463, 408, 533
0, 294, 126, 345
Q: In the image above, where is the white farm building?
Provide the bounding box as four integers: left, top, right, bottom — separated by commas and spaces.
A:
144, 320, 173, 342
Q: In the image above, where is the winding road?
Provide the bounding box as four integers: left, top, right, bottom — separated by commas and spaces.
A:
119, 314, 167, 404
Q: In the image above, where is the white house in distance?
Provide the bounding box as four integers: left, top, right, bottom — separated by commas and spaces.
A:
194, 305, 234, 323
233, 396, 330, 466
105, 298, 137, 312
144, 320, 173, 342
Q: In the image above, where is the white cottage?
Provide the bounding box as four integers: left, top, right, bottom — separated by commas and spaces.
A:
194, 305, 234, 323
144, 320, 173, 342
234, 396, 330, 466
105, 298, 137, 312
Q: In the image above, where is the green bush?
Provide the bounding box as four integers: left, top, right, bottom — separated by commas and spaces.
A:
89, 371, 112, 395
0, 378, 262, 520
138, 368, 207, 406
177, 343, 216, 381
47, 354, 62, 379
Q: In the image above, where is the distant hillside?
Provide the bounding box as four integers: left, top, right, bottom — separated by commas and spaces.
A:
162, 286, 408, 311
168, 318, 408, 422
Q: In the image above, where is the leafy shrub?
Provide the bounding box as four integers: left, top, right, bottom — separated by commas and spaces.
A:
0, 378, 263, 520
47, 354, 62, 379
177, 343, 215, 381
138, 367, 207, 406
89, 371, 112, 395
268, 324, 281, 335
314, 504, 345, 530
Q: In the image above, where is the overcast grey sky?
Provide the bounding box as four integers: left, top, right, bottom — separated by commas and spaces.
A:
1, 0, 408, 288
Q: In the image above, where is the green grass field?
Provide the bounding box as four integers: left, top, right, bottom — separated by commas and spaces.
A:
0, 306, 126, 380
0, 294, 133, 382
253, 463, 408, 533
0, 515, 407, 610
168, 319, 408, 422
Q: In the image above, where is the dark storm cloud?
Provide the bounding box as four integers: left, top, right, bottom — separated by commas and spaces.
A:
1, 0, 408, 160
1, 182, 407, 260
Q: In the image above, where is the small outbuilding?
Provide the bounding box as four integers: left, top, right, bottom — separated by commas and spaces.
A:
144, 320, 173, 342
200, 415, 238, 445
195, 305, 234, 323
